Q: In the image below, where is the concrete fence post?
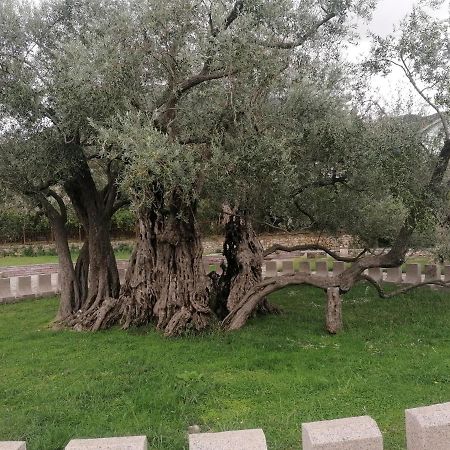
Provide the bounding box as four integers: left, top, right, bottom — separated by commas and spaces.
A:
0, 278, 13, 300
385, 267, 402, 283
405, 264, 421, 284
38, 274, 53, 297
65, 436, 148, 450
316, 261, 329, 277
424, 264, 441, 282
332, 261, 345, 276
368, 267, 383, 282
189, 429, 267, 450
281, 260, 294, 275
17, 276, 33, 298
299, 261, 311, 274
302, 416, 383, 450
0, 443, 26, 450
265, 261, 277, 278
406, 402, 450, 449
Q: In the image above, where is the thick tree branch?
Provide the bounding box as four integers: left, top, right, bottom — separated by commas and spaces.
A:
263, 243, 367, 262
257, 12, 337, 49
360, 273, 449, 298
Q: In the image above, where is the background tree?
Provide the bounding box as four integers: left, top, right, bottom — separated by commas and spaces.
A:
223, 3, 450, 333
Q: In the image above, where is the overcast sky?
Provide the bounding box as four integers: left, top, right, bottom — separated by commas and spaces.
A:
348, 0, 449, 110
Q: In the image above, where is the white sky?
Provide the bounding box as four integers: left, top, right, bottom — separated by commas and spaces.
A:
347, 0, 449, 111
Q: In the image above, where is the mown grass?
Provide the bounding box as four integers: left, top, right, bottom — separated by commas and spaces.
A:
0, 251, 131, 267
0, 285, 449, 449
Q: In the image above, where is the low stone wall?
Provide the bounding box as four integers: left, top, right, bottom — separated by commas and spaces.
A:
1, 257, 447, 304
2, 402, 449, 449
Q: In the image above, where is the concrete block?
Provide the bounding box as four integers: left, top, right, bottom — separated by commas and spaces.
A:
0, 278, 13, 298
265, 261, 277, 278
385, 267, 402, 283
65, 435, 147, 450
299, 261, 311, 274
281, 260, 294, 275
316, 261, 328, 277
406, 402, 450, 450
302, 416, 383, 450
0, 443, 26, 450
189, 429, 267, 450
119, 268, 126, 283
443, 265, 450, 283
368, 267, 383, 282
38, 274, 53, 296
333, 261, 345, 276
424, 264, 441, 282
405, 264, 421, 284
17, 276, 33, 297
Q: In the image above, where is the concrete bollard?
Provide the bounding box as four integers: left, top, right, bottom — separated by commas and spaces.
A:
405, 264, 421, 284
281, 260, 294, 275
65, 435, 148, 449
424, 264, 441, 282
119, 268, 126, 283
189, 429, 267, 450
406, 402, 450, 450
299, 261, 311, 274
265, 261, 277, 278
302, 416, 383, 450
332, 261, 345, 276
316, 261, 329, 277
367, 267, 383, 282
0, 278, 13, 299
17, 276, 33, 298
0, 443, 26, 450
443, 265, 450, 283
38, 274, 54, 297
385, 267, 402, 283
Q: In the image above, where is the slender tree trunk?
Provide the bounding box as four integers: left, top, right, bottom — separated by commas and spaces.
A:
60, 166, 120, 330
49, 215, 81, 321
325, 287, 342, 334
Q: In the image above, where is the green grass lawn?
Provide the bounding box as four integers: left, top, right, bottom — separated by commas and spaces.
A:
0, 251, 131, 267
0, 285, 449, 449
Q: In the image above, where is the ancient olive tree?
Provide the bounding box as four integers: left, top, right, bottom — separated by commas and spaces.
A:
89, 0, 376, 335
223, 4, 450, 333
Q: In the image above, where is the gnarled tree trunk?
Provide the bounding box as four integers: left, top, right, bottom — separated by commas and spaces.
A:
95, 195, 213, 336
59, 160, 120, 330
215, 210, 280, 319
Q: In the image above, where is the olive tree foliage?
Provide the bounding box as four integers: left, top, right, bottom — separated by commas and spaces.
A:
87, 0, 379, 335
223, 3, 450, 333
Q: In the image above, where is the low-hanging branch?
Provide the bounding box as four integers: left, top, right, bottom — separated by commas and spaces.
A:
262, 243, 368, 262
360, 274, 450, 298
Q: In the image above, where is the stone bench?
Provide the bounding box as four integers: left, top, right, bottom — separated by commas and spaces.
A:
65, 436, 147, 449
406, 402, 450, 449
302, 416, 383, 449
189, 429, 267, 450
0, 443, 26, 450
